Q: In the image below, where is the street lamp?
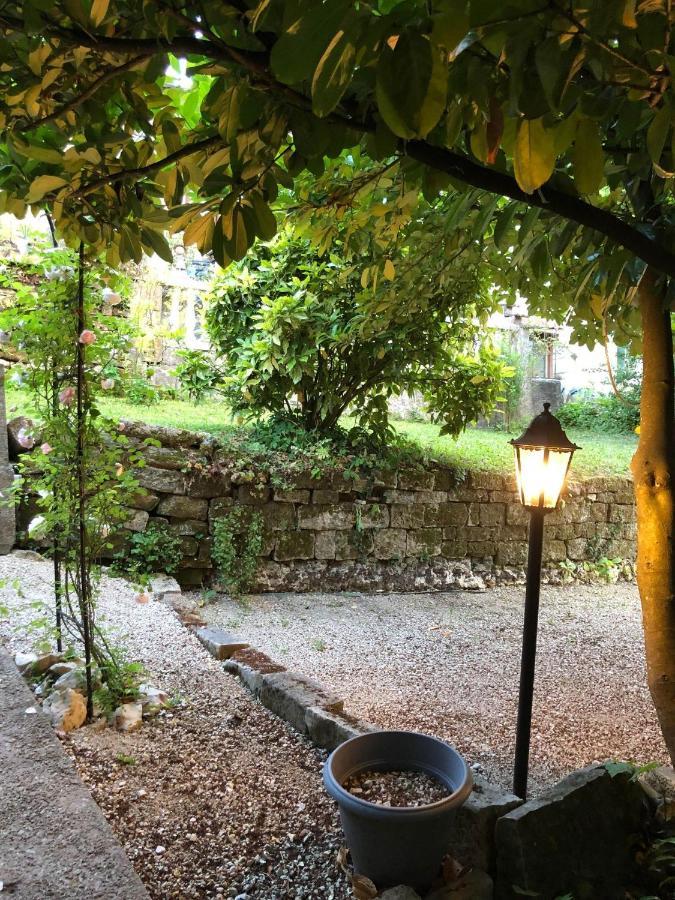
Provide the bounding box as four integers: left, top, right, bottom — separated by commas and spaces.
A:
510, 402, 579, 798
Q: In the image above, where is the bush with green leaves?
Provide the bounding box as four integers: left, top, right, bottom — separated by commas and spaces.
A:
172, 348, 223, 404
117, 521, 184, 581
206, 230, 510, 441
557, 357, 641, 435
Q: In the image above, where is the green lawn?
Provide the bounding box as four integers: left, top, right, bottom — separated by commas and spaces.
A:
6, 386, 637, 479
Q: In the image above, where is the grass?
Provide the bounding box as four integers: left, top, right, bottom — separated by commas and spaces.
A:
6, 386, 637, 479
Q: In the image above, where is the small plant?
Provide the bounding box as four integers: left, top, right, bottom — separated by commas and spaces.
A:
211, 506, 264, 596
116, 522, 183, 580
311, 638, 327, 652
116, 753, 137, 766
172, 349, 223, 403
124, 375, 159, 406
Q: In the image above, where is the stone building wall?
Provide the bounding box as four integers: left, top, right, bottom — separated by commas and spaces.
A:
15, 422, 636, 591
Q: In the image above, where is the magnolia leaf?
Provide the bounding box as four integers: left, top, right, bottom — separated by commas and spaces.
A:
183, 214, 212, 248
486, 98, 504, 164
251, 192, 277, 241
573, 118, 605, 194
432, 8, 469, 55
383, 258, 395, 280
350, 874, 378, 900
26, 175, 68, 202
623, 0, 638, 27
470, 122, 488, 163
270, 1, 351, 85
312, 26, 357, 117
513, 117, 556, 194
493, 203, 518, 251
218, 86, 242, 142
376, 32, 447, 139
90, 0, 110, 26
141, 227, 173, 263
647, 103, 671, 166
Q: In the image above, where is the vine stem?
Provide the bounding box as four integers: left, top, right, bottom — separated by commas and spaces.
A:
77, 242, 94, 720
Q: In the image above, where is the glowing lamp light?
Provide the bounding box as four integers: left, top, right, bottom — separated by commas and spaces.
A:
510, 403, 579, 510
509, 402, 579, 801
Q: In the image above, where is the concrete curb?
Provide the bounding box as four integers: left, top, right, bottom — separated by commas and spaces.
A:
0, 649, 148, 900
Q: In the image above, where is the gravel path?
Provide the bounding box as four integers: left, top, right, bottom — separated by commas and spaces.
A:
0, 555, 350, 900
197, 582, 668, 794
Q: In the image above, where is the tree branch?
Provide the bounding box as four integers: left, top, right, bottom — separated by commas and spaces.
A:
25, 53, 154, 130
405, 141, 675, 277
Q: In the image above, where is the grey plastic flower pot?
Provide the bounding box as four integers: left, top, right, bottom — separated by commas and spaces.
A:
323, 730, 472, 891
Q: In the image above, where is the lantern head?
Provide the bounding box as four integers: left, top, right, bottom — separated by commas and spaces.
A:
511, 403, 579, 510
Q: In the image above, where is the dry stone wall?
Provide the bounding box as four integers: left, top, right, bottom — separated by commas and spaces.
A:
15, 422, 637, 591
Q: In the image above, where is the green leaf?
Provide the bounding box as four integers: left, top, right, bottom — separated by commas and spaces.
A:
513, 117, 556, 194
26, 175, 68, 202
573, 118, 605, 195
432, 7, 469, 55
141, 227, 173, 263
376, 33, 447, 139
312, 25, 357, 117
270, 1, 351, 86
218, 86, 242, 142
251, 192, 277, 241
647, 103, 671, 166
493, 203, 518, 251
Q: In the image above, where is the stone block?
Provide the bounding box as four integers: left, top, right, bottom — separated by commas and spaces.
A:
156, 495, 208, 520
373, 529, 407, 560
609, 503, 636, 524
495, 765, 650, 899
129, 489, 160, 511
505, 503, 529, 526
315, 531, 337, 559
149, 573, 181, 605
391, 504, 426, 529
123, 509, 149, 532
479, 503, 506, 526
275, 531, 315, 561
136, 467, 186, 495
168, 518, 208, 537
425, 503, 470, 527
261, 502, 297, 531
432, 468, 458, 491
175, 567, 205, 587
467, 541, 497, 559
496, 541, 529, 566
407, 529, 442, 557
195, 626, 249, 660
273, 489, 310, 503
470, 472, 505, 491
312, 489, 340, 504
451, 774, 522, 874
542, 539, 567, 562
187, 471, 232, 498
258, 671, 344, 735
298, 503, 354, 530
441, 540, 468, 558
143, 446, 186, 470
415, 490, 449, 505
499, 524, 528, 541
335, 529, 374, 560
566, 538, 588, 561
237, 484, 271, 505
383, 489, 417, 504
208, 496, 234, 522
589, 502, 609, 522
304, 706, 372, 751
398, 469, 435, 491
358, 502, 389, 528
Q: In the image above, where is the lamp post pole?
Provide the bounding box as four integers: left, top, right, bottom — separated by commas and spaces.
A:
513, 507, 545, 800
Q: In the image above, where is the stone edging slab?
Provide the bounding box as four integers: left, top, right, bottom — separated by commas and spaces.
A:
0, 648, 149, 900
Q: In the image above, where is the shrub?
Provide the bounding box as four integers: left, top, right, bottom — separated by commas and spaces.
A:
206, 229, 510, 441
172, 348, 222, 403
117, 522, 183, 579
557, 395, 639, 434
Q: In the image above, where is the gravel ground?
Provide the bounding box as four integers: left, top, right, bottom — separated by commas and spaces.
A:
197, 582, 669, 794
0, 555, 351, 900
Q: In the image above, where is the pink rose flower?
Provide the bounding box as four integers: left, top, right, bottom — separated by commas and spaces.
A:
40, 442, 53, 455
79, 330, 96, 345
101, 378, 115, 391
17, 428, 34, 450
59, 386, 75, 406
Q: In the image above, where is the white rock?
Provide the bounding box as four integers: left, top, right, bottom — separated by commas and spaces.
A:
47, 661, 78, 678
381, 889, 421, 900
33, 652, 64, 675
43, 687, 87, 732
137, 684, 169, 716
113, 702, 143, 733
149, 573, 182, 605
14, 651, 38, 674
53, 665, 100, 694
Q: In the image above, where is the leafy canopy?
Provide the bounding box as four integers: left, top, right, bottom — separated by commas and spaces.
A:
0, 0, 675, 351
205, 227, 508, 439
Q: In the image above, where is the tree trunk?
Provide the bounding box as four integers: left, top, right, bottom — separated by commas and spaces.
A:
631, 268, 675, 763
